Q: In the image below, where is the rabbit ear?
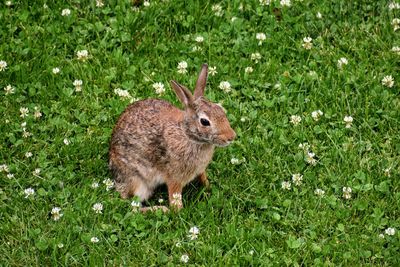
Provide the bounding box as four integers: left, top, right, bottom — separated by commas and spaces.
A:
170, 80, 194, 107
194, 64, 208, 99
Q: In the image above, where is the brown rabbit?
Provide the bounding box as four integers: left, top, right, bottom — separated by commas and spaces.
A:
109, 64, 235, 210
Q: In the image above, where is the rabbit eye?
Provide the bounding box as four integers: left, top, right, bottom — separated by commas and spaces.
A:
200, 118, 210, 126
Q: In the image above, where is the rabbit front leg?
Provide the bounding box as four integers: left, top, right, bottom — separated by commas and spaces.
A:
167, 181, 183, 210
197, 172, 210, 189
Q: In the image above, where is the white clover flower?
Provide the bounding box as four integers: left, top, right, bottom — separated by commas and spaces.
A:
245, 67, 253, 74
337, 57, 348, 69
76, 50, 89, 61
392, 46, 400, 55
180, 254, 189, 263
0, 60, 7, 72
382, 75, 394, 88
298, 143, 310, 151
383, 168, 391, 177
316, 12, 322, 19
92, 203, 103, 214
188, 226, 200, 240
158, 198, 164, 204
195, 36, 204, 43
259, 0, 271, 6
306, 151, 317, 166
61, 8, 71, 16
91, 237, 99, 243
25, 152, 33, 158
212, 4, 223, 17
342, 187, 352, 199
153, 82, 165, 95
73, 80, 83, 92
389, 2, 400, 10
63, 138, 70, 145
7, 173, 14, 179
392, 18, 400, 31
33, 168, 41, 175
251, 52, 262, 63
281, 181, 291, 190
96, 0, 104, 7
208, 66, 217, 76
171, 193, 182, 207
177, 61, 188, 74
5, 1, 12, 7
102, 178, 114, 191
4, 85, 15, 95
114, 88, 132, 100
230, 158, 240, 165
131, 200, 141, 212
256, 33, 266, 45
290, 115, 301, 126
219, 81, 232, 93
311, 110, 323, 121
91, 182, 99, 189
274, 83, 281, 90
22, 129, 32, 138
314, 188, 325, 197
291, 173, 303, 186
385, 227, 396, 236
20, 107, 29, 118
378, 233, 385, 239
0, 164, 9, 173
192, 45, 202, 52
280, 0, 291, 7
33, 106, 42, 119
57, 243, 64, 248
344, 115, 353, 128
143, 0, 150, 7
24, 188, 35, 198
302, 37, 313, 50
52, 67, 60, 74
51, 207, 63, 221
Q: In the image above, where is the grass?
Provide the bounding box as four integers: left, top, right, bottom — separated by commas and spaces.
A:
1, 0, 399, 265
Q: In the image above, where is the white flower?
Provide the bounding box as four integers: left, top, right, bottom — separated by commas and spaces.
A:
153, 82, 165, 95
91, 237, 99, 243
212, 4, 223, 17
63, 138, 70, 145
298, 143, 310, 151
158, 198, 164, 204
337, 57, 348, 69
245, 67, 253, 74
385, 227, 396, 236
389, 2, 400, 10
5, 1, 12, 7
96, 0, 104, 7
188, 226, 200, 240
280, 0, 291, 7
311, 110, 323, 121
192, 45, 202, 52
291, 173, 303, 186
92, 203, 103, 214
180, 254, 189, 263
195, 36, 204, 43
382, 75, 394, 88
52, 67, 60, 74
274, 83, 281, 90
219, 81, 232, 93
57, 243, 64, 248
4, 85, 15, 95
0, 164, 9, 173
392, 18, 400, 31
102, 178, 114, 191
306, 151, 317, 166
392, 46, 400, 55
25, 152, 33, 158
342, 187, 352, 199
378, 233, 385, 239
316, 12, 322, 19
230, 158, 240, 165
33, 106, 42, 119
177, 61, 188, 74
7, 173, 14, 179
171, 193, 182, 207
251, 52, 262, 63
302, 37, 313, 50
24, 188, 35, 198
290, 115, 301, 126
344, 115, 353, 128
51, 207, 63, 221
383, 168, 391, 177
76, 50, 89, 61
314, 188, 325, 197
22, 129, 32, 138
0, 60, 7, 72
73, 80, 83, 92
208, 66, 217, 76
259, 0, 271, 6
91, 182, 99, 189
33, 168, 41, 175
281, 181, 291, 190
256, 33, 266, 45
20, 107, 29, 118
143, 0, 150, 7
114, 88, 133, 100
61, 8, 71, 16
131, 200, 141, 212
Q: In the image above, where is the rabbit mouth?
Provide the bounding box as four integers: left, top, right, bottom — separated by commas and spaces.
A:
213, 139, 233, 147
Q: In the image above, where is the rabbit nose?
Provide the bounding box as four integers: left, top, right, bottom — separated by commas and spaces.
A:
227, 130, 236, 142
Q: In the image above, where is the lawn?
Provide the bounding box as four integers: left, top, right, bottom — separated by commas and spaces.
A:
1, 0, 399, 265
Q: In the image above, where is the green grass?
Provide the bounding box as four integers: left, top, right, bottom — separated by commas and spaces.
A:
1, 0, 400, 265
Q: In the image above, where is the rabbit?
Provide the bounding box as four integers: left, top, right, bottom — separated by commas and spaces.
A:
109, 64, 236, 211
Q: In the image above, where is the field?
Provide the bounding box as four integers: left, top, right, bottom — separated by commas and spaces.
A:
1, 0, 399, 265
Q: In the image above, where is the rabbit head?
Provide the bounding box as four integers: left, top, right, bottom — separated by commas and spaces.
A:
170, 64, 236, 147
